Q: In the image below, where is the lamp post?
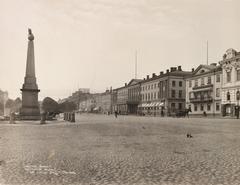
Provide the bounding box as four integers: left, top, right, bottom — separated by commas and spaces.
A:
236, 90, 240, 119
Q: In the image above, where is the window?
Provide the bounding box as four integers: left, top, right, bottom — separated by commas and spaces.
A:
195, 79, 198, 87
216, 88, 220, 97
216, 74, 220, 82
227, 71, 231, 82
189, 80, 192, 88
201, 78, 204, 86
237, 70, 240, 81
151, 85, 153, 89
172, 81, 176, 87
237, 91, 240, 100
172, 90, 175, 98
216, 103, 220, 111
151, 93, 153, 100
179, 81, 182, 87
179, 90, 182, 98
179, 103, 182, 110
227, 92, 230, 101
194, 104, 197, 111
171, 103, 175, 109
154, 84, 156, 89
154, 92, 156, 99
207, 104, 211, 111
148, 85, 150, 90
158, 92, 160, 99
200, 104, 204, 111
145, 94, 147, 100
148, 93, 150, 100
207, 77, 211, 84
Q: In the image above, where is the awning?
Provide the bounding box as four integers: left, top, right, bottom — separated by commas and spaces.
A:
93, 107, 99, 111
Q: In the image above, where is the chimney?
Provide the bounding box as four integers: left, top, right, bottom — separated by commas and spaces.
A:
152, 73, 156, 78
170, 67, 177, 72
160, 71, 164, 75
143, 78, 145, 80
147, 75, 149, 79
166, 69, 169, 73
178, 66, 182, 71
192, 68, 194, 72
125, 83, 127, 86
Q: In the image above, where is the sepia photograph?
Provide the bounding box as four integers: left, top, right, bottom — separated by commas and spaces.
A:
0, 0, 240, 184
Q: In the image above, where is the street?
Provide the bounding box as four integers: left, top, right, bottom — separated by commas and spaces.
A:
0, 114, 240, 185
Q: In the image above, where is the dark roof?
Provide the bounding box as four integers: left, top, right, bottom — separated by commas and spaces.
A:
141, 70, 192, 83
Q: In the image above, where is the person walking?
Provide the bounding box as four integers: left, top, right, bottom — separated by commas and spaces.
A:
114, 111, 118, 118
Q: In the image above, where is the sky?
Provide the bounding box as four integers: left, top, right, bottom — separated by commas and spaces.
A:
0, 0, 239, 101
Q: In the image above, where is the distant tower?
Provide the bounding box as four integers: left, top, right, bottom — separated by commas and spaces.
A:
20, 29, 40, 120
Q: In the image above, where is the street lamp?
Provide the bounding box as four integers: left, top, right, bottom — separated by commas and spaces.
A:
236, 90, 240, 119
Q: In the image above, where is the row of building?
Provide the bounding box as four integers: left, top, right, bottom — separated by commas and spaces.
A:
63, 48, 240, 117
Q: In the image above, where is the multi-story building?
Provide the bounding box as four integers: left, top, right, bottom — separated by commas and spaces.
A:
115, 83, 129, 115
139, 66, 191, 116
186, 64, 222, 116
139, 73, 161, 115
94, 90, 112, 114
67, 88, 91, 109
114, 79, 141, 114
127, 79, 142, 114
220, 48, 240, 117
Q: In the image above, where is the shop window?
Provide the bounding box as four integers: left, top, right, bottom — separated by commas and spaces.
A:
216, 103, 220, 111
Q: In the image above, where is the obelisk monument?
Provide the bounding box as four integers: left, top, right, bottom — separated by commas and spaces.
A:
20, 29, 40, 120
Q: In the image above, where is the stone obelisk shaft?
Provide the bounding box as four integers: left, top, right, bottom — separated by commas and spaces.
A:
20, 29, 40, 120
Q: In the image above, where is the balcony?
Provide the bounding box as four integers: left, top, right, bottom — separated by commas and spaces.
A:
192, 84, 213, 90
189, 96, 213, 103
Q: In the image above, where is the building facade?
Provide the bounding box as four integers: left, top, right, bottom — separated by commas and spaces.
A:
186, 64, 222, 116
127, 79, 142, 114
220, 48, 240, 117
94, 90, 112, 114
139, 66, 191, 116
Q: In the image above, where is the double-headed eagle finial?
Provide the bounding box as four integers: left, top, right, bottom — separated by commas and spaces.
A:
28, 28, 34, 41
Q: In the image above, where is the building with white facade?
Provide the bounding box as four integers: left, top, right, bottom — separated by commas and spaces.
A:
220, 48, 240, 117
186, 64, 222, 116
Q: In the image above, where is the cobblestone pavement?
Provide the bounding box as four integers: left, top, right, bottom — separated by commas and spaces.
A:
1, 114, 240, 185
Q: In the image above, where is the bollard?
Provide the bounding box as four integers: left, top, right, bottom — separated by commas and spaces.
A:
40, 112, 46, 124
67, 112, 70, 121
71, 112, 75, 122
9, 112, 15, 124
64, 112, 66, 121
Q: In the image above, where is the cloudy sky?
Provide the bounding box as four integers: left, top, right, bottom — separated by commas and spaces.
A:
0, 0, 239, 100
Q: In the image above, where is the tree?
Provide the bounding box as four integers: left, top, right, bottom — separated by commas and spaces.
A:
41, 97, 59, 113
58, 101, 77, 112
